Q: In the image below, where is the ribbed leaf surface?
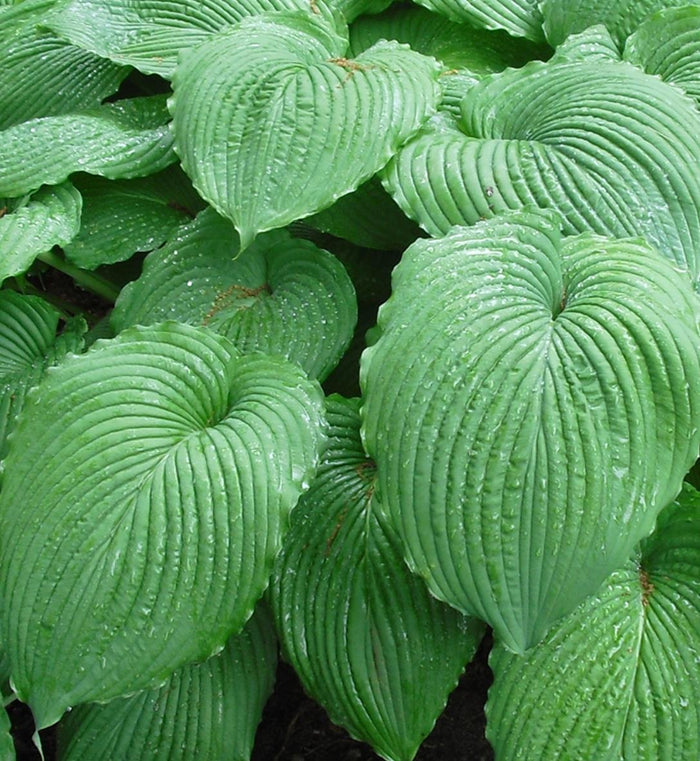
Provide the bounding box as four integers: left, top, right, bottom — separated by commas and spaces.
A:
0, 291, 85, 458
64, 167, 205, 269
0, 182, 82, 282
0, 709, 11, 761
541, 0, 690, 46
382, 58, 700, 286
413, 0, 544, 41
360, 211, 700, 653
58, 602, 278, 761
0, 0, 127, 129
0, 96, 176, 198
47, 0, 342, 77
0, 322, 324, 727
270, 396, 484, 761
625, 6, 700, 107
487, 485, 700, 760
112, 208, 357, 381
171, 14, 441, 248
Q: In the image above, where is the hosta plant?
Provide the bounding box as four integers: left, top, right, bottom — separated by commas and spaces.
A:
0, 1, 699, 760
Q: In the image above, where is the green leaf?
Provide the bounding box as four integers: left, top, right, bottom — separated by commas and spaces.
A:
0, 322, 324, 727
63, 167, 205, 269
541, 0, 691, 47
0, 707, 12, 761
47, 0, 344, 77
57, 602, 278, 761
0, 95, 176, 198
549, 24, 621, 64
111, 208, 357, 381
0, 182, 82, 282
305, 177, 422, 251
411, 0, 545, 41
0, 0, 127, 129
382, 58, 700, 287
0, 291, 86, 459
270, 396, 484, 761
360, 210, 700, 653
624, 6, 700, 108
335, 0, 393, 21
486, 484, 700, 760
171, 14, 441, 249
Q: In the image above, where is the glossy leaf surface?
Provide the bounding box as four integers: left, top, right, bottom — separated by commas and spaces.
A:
271, 396, 484, 761
360, 211, 700, 652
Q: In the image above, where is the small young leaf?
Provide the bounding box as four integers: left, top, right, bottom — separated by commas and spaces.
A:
487, 484, 700, 761
270, 396, 484, 761
57, 602, 278, 761
0, 96, 176, 198
360, 210, 700, 653
0, 291, 86, 458
0, 322, 324, 727
171, 14, 441, 248
112, 208, 357, 381
0, 182, 82, 282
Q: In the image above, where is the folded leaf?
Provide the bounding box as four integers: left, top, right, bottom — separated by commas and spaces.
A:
112, 208, 357, 381
0, 0, 127, 129
0, 291, 86, 458
171, 14, 441, 248
382, 58, 700, 287
57, 602, 278, 761
270, 396, 484, 761
46, 0, 344, 77
0, 95, 176, 198
0, 182, 82, 282
360, 211, 700, 653
0, 322, 324, 727
487, 484, 700, 760
64, 167, 205, 269
624, 6, 700, 107
412, 0, 545, 41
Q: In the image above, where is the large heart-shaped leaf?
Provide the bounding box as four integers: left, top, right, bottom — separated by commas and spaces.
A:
486, 484, 700, 760
63, 167, 205, 269
360, 211, 700, 653
111, 208, 357, 381
0, 0, 127, 129
412, 0, 544, 41
171, 14, 441, 248
0, 182, 82, 281
270, 396, 484, 761
0, 95, 176, 198
0, 291, 86, 458
46, 0, 343, 77
0, 322, 324, 727
382, 57, 700, 287
57, 602, 278, 761
541, 0, 690, 46
624, 6, 700, 108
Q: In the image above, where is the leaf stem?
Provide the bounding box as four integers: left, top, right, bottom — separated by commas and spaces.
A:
37, 250, 120, 304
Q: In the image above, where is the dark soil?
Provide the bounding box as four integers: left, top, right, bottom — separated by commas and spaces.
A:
9, 633, 494, 760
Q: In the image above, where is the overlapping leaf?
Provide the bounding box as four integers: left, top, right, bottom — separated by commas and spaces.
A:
0, 95, 176, 198
624, 6, 700, 107
0, 182, 82, 281
0, 322, 324, 727
541, 0, 690, 47
270, 396, 484, 761
0, 0, 127, 129
382, 57, 700, 286
360, 211, 700, 653
64, 167, 205, 269
57, 602, 278, 761
487, 484, 700, 760
112, 208, 357, 380
171, 13, 441, 248
412, 0, 544, 41
0, 291, 86, 458
46, 0, 344, 78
